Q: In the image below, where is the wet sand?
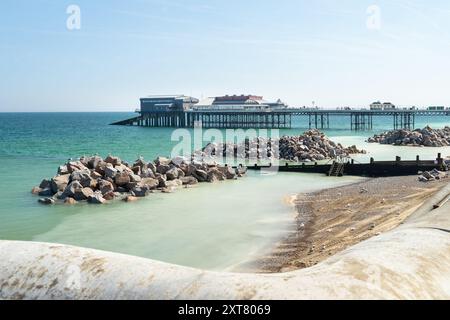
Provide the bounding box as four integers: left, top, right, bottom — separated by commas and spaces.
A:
250, 175, 448, 273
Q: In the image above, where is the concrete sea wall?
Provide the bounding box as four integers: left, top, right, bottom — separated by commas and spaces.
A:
1, 182, 450, 300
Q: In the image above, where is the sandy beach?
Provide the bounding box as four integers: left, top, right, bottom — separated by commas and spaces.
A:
252, 175, 449, 273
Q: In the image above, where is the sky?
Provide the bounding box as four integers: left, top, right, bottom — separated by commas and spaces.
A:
1, 0, 450, 111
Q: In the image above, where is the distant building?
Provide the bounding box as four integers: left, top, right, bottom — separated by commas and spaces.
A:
370, 101, 396, 111
370, 101, 383, 110
427, 106, 445, 111
383, 102, 396, 110
194, 94, 288, 111
140, 95, 199, 113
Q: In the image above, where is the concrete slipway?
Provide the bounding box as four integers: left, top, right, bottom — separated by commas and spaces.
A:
1, 181, 450, 300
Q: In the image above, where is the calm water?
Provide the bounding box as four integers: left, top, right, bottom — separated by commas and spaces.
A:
0, 112, 449, 270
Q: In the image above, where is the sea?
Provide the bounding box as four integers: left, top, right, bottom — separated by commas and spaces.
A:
0, 112, 449, 271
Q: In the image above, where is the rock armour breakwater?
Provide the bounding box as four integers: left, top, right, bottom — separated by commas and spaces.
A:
200, 130, 365, 163
368, 126, 450, 147
32, 155, 247, 205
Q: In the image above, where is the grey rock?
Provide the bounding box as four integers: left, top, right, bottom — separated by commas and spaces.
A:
38, 188, 54, 197
166, 167, 179, 180
157, 164, 171, 175
193, 169, 208, 182
105, 166, 118, 179
38, 198, 55, 205
140, 178, 159, 190
105, 155, 122, 166
88, 192, 106, 204
73, 187, 94, 201
131, 187, 151, 198
115, 172, 131, 186
180, 176, 198, 185
50, 174, 70, 194
98, 179, 115, 195
39, 179, 51, 189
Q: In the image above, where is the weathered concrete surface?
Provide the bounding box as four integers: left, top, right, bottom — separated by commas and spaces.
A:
1, 182, 450, 300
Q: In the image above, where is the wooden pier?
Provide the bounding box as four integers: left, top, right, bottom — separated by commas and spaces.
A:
111, 109, 449, 130
111, 111, 292, 129
245, 154, 448, 178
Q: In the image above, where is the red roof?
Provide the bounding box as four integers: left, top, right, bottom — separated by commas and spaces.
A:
214, 95, 263, 103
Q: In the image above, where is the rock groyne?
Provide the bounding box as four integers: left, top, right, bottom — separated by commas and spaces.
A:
368, 126, 450, 147
32, 155, 247, 205
201, 130, 365, 162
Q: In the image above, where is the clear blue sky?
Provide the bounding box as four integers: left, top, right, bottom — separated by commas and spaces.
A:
1, 0, 450, 111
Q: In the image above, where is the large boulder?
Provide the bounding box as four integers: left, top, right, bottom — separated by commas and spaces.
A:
115, 172, 131, 186
38, 188, 54, 197
73, 187, 94, 201
207, 168, 226, 182
57, 165, 69, 175
105, 155, 122, 166
131, 186, 151, 198
157, 164, 171, 175
180, 176, 198, 185
105, 166, 118, 179
115, 164, 133, 174
39, 179, 51, 189
165, 179, 183, 189
90, 171, 102, 180
66, 161, 88, 173
63, 181, 83, 198
158, 175, 168, 188
50, 174, 70, 194
192, 169, 208, 182
171, 156, 188, 167
133, 158, 148, 170
129, 174, 142, 183
148, 163, 157, 175
219, 166, 236, 180
166, 167, 179, 180
94, 161, 108, 175
103, 192, 116, 201
98, 179, 115, 195
70, 170, 95, 188
140, 178, 159, 190
155, 157, 171, 166
87, 156, 103, 170
141, 168, 156, 178
87, 192, 106, 204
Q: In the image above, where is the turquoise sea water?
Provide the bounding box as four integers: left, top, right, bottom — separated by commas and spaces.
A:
0, 112, 449, 270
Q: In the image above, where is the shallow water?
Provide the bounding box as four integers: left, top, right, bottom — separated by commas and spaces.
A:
0, 112, 448, 270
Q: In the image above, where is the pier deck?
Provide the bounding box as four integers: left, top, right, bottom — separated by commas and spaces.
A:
111, 109, 450, 130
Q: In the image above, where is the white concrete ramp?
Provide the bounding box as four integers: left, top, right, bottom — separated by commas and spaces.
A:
1, 183, 450, 300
